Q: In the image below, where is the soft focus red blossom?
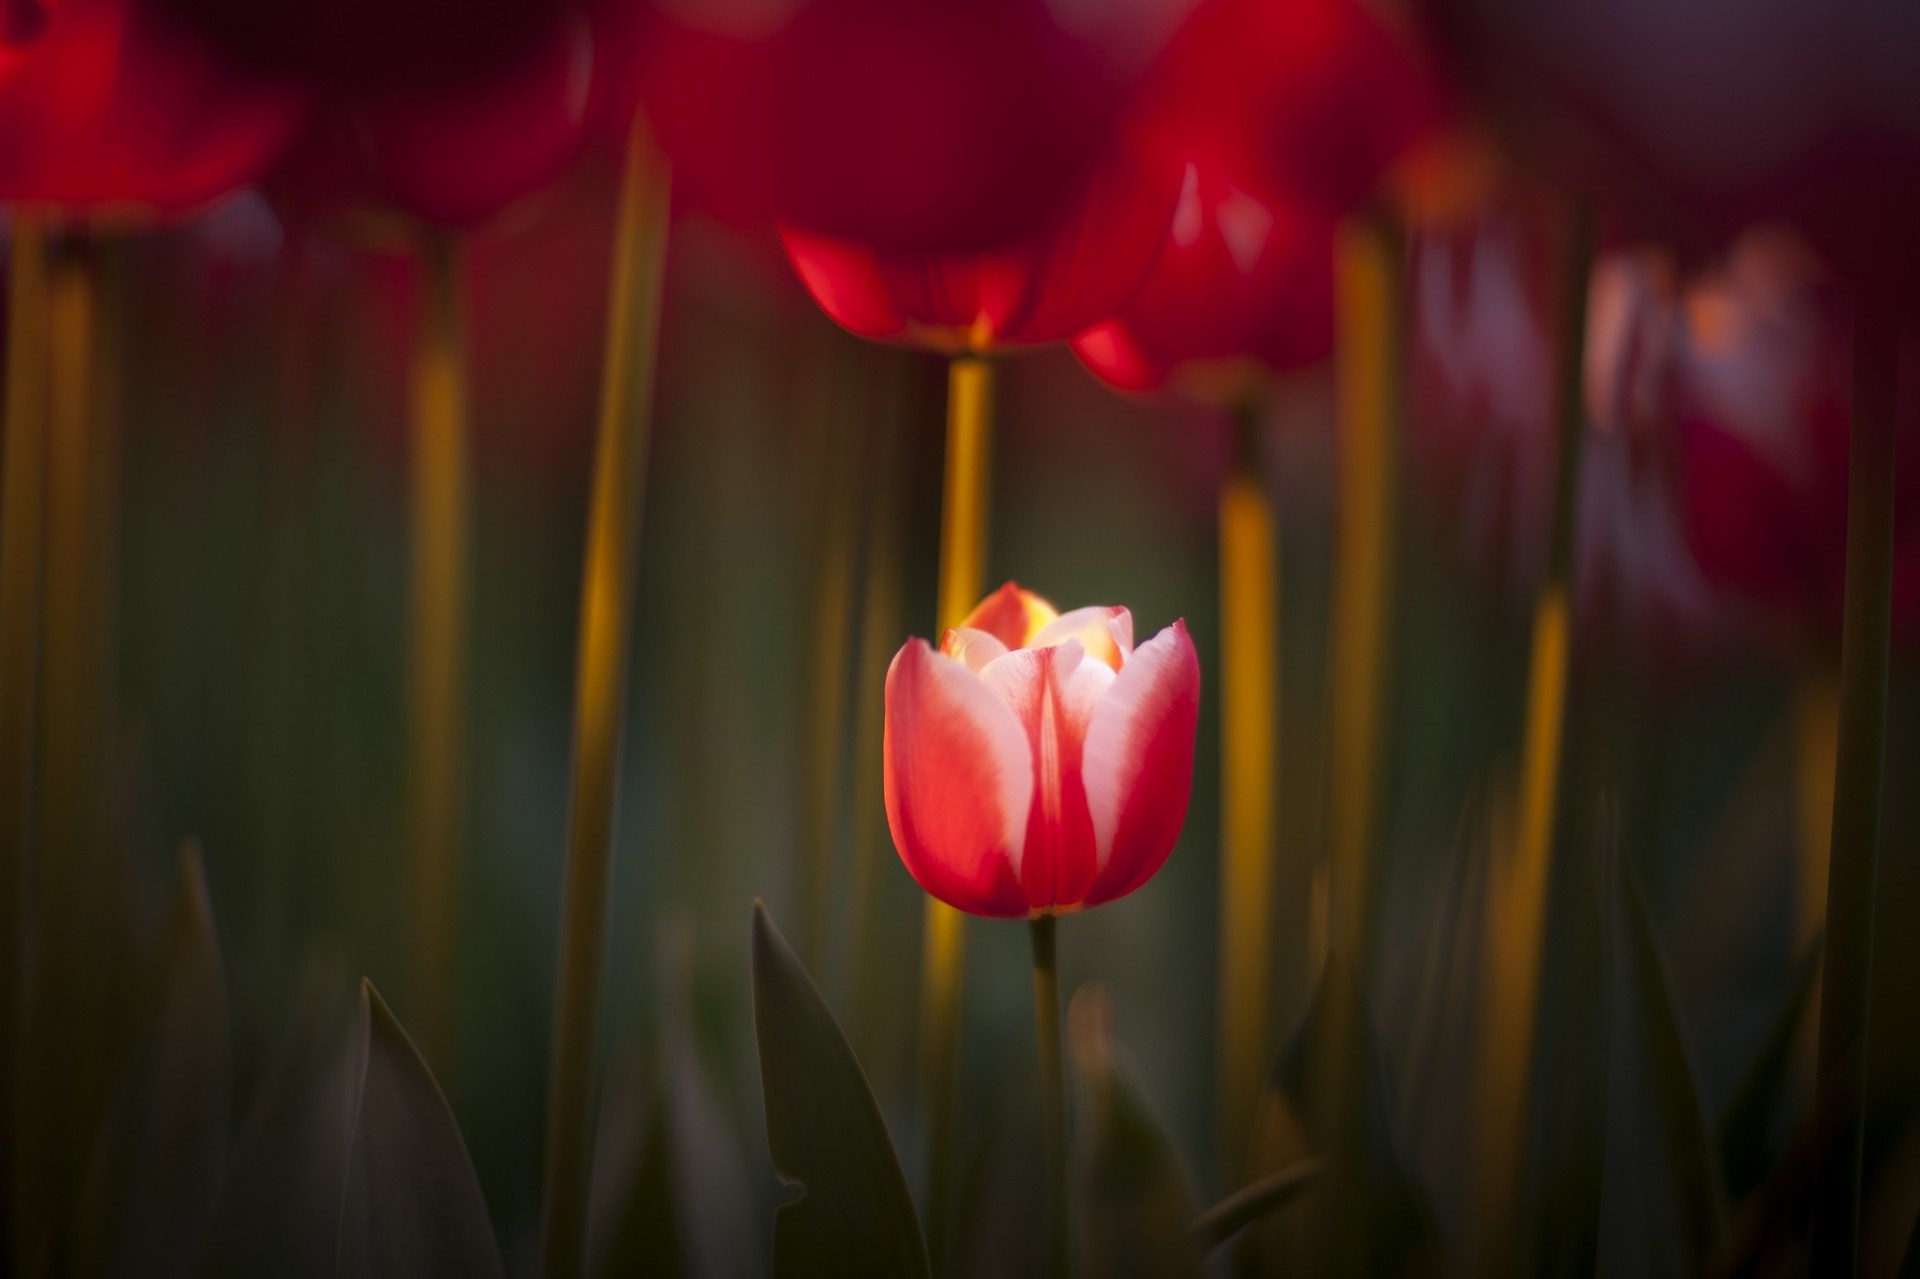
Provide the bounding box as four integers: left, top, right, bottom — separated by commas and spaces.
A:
1672, 234, 1920, 649
0, 0, 303, 212
884, 583, 1200, 919
1071, 162, 1334, 394
780, 144, 1182, 354
1407, 205, 1716, 645
1137, 0, 1450, 217
269, 10, 596, 232
625, 0, 1177, 252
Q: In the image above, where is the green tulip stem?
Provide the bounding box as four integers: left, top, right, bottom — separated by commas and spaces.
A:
1032, 913, 1068, 1279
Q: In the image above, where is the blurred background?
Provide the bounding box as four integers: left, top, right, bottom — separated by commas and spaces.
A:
7, 0, 1920, 1273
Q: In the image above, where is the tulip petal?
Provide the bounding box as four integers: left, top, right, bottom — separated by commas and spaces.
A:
959, 582, 1058, 649
1080, 621, 1201, 907
980, 640, 1114, 910
883, 639, 1033, 917
1029, 605, 1133, 671
940, 626, 1009, 672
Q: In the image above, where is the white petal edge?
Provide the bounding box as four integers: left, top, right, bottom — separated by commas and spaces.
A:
1080, 622, 1196, 872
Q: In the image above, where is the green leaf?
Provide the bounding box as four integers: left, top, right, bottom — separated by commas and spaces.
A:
1240, 951, 1440, 1276
751, 900, 927, 1279
1715, 939, 1821, 1205
1067, 985, 1205, 1279
200, 961, 355, 1279
73, 845, 230, 1279
1594, 840, 1726, 1277
590, 922, 757, 1277
334, 980, 504, 1278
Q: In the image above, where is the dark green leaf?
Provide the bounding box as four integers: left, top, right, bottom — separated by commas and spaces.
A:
1715, 939, 1821, 1205
1595, 840, 1726, 1277
334, 980, 503, 1278
1068, 985, 1205, 1279
200, 962, 356, 1279
74, 845, 229, 1279
1241, 951, 1441, 1277
591, 922, 757, 1277
750, 900, 927, 1279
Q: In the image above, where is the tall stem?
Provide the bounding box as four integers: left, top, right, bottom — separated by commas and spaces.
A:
1475, 202, 1592, 1273
536, 119, 670, 1279
1031, 914, 1067, 1279
1327, 214, 1401, 972
1808, 294, 1897, 1276
1216, 402, 1277, 1179
407, 232, 470, 1070
921, 354, 993, 1271
0, 215, 47, 1269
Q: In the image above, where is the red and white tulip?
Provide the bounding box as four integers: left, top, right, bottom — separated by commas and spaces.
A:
884, 583, 1201, 918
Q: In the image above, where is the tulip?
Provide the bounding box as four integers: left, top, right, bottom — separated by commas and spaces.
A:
782, 143, 1183, 356
624, 0, 1171, 253
1073, 163, 1335, 395
884, 583, 1201, 919
0, 0, 304, 212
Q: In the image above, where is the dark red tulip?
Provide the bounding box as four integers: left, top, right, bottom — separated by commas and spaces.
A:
270, 10, 596, 231
628, 0, 1168, 252
1137, 0, 1450, 218
780, 143, 1182, 354
0, 0, 303, 211
148, 0, 570, 98
1072, 163, 1335, 395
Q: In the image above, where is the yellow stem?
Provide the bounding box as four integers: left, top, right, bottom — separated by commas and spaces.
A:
537, 119, 671, 1279
1791, 670, 1839, 1095
407, 232, 470, 1072
1216, 409, 1278, 1179
921, 353, 993, 1272
1327, 216, 1400, 970
1473, 204, 1593, 1273
0, 215, 48, 1267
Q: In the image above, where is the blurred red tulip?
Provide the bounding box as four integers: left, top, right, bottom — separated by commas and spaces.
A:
624, 0, 1177, 252
884, 583, 1200, 919
270, 9, 596, 231
1407, 205, 1718, 645
0, 0, 303, 212
1672, 233, 1920, 649
1137, 0, 1450, 217
1071, 162, 1334, 395
780, 144, 1182, 354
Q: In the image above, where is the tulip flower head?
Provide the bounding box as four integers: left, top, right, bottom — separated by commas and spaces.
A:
884, 584, 1200, 919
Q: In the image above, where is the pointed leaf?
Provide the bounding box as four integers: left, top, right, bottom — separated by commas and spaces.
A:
1241, 951, 1440, 1275
334, 980, 504, 1278
1595, 843, 1726, 1277
201, 963, 356, 1279
1068, 985, 1205, 1279
74, 846, 230, 1279
750, 901, 927, 1279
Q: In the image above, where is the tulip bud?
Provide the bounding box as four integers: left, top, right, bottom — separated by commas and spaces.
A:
883, 583, 1200, 918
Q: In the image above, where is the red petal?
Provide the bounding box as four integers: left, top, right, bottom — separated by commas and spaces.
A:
883, 639, 1033, 917
1080, 620, 1201, 907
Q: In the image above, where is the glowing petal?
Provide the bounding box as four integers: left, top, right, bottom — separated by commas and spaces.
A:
1080, 621, 1201, 905
883, 639, 1033, 917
